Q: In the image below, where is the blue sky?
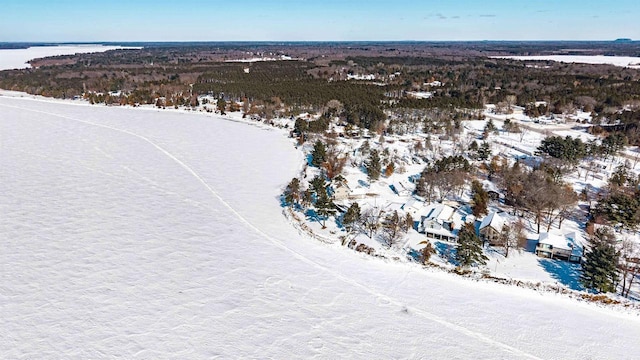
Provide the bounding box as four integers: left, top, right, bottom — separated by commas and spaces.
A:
1, 0, 638, 42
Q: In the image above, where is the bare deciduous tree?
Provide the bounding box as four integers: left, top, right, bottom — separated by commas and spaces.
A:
381, 210, 407, 247
514, 219, 528, 251
500, 224, 519, 257
361, 207, 383, 239
619, 239, 640, 298
418, 240, 436, 264
322, 143, 348, 180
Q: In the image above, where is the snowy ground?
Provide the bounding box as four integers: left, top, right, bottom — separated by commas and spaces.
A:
0, 45, 140, 71
1, 95, 640, 359
493, 55, 640, 69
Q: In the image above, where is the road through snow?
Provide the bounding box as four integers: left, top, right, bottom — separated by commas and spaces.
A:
1, 96, 638, 359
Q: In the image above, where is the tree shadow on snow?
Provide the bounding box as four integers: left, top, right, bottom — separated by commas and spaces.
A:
538, 258, 584, 291
435, 241, 458, 266
305, 208, 320, 224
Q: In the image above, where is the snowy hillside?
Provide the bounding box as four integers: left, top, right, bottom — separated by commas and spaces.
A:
1, 95, 639, 359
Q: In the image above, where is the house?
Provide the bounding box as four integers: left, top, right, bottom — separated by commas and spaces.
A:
402, 198, 425, 217
332, 181, 351, 201
424, 80, 443, 87
484, 104, 497, 113
389, 180, 413, 197
535, 232, 583, 262
482, 180, 503, 201
401, 198, 433, 229
406, 91, 433, 99
510, 105, 525, 116
478, 211, 510, 245
418, 203, 463, 242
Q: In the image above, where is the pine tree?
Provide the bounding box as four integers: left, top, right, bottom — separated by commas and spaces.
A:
310, 176, 327, 196
366, 149, 381, 181
455, 223, 488, 267
471, 180, 489, 217
217, 98, 226, 114
301, 189, 313, 208
343, 203, 361, 232
477, 142, 492, 160
581, 228, 619, 293
315, 192, 336, 228
311, 140, 326, 167
484, 119, 496, 133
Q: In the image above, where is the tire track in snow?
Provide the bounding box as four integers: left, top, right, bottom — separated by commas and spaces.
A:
0, 101, 544, 360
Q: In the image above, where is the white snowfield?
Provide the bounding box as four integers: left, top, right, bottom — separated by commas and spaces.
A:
493, 55, 640, 69
1, 95, 639, 359
0, 45, 139, 71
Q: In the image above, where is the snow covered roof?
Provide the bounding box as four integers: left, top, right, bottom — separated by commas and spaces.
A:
482, 180, 501, 194
423, 222, 457, 238
538, 232, 583, 256
419, 203, 466, 237
406, 91, 433, 99
403, 198, 422, 211
390, 180, 412, 196
424, 203, 455, 222
479, 211, 508, 231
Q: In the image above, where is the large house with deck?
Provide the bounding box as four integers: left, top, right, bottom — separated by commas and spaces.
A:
535, 232, 583, 263
418, 203, 464, 242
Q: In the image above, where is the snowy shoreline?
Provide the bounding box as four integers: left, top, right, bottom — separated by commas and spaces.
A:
3, 89, 638, 314
2, 91, 640, 358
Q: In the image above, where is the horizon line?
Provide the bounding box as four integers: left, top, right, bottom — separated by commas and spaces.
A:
0, 39, 636, 44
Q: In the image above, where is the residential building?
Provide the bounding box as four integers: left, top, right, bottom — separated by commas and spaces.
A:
478, 211, 510, 245
535, 232, 583, 262
418, 203, 463, 242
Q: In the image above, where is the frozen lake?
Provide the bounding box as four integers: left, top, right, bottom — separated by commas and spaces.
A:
494, 55, 640, 69
1, 95, 639, 358
0, 45, 137, 71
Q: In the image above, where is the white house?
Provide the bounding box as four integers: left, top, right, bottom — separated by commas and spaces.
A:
347, 73, 376, 81
418, 203, 463, 242
401, 198, 432, 225
424, 80, 443, 87
536, 232, 583, 262
510, 105, 525, 116
406, 91, 433, 99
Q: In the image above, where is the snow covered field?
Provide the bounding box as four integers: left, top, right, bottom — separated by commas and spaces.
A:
493, 55, 640, 69
1, 95, 639, 359
0, 45, 138, 71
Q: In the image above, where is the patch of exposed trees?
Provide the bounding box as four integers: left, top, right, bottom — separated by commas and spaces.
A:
497, 161, 578, 234
416, 155, 470, 202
